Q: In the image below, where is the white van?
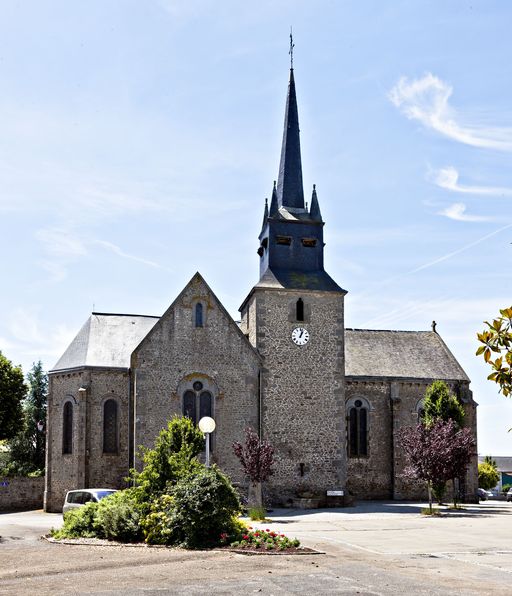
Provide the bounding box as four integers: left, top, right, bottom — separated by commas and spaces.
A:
62, 488, 117, 514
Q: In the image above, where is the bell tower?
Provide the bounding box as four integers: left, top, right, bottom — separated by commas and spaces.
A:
240, 54, 347, 503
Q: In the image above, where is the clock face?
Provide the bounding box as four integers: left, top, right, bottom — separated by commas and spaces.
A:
291, 327, 310, 346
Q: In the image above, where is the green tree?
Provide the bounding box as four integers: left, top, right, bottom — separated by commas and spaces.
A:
478, 462, 499, 490
423, 380, 465, 429
0, 351, 26, 441
484, 455, 497, 468
422, 381, 466, 504
476, 307, 512, 396
131, 416, 204, 499
4, 361, 47, 475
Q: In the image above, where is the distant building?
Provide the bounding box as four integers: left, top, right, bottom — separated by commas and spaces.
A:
44, 65, 478, 512
478, 456, 512, 491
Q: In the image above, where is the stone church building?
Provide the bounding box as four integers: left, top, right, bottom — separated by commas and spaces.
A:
44, 67, 478, 512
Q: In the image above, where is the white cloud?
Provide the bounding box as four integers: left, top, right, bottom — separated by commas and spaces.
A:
437, 202, 494, 223
35, 227, 170, 280
38, 261, 67, 283
36, 228, 88, 258
94, 240, 169, 271
9, 308, 44, 344
431, 166, 512, 196
389, 73, 512, 151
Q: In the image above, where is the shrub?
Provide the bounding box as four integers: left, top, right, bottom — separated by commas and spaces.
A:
52, 502, 99, 539
143, 465, 241, 548
131, 416, 204, 498
478, 462, 499, 490
248, 506, 266, 521
502, 484, 512, 494
94, 489, 144, 542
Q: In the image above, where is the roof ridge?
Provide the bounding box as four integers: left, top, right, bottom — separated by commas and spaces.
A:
345, 328, 433, 333
92, 312, 160, 319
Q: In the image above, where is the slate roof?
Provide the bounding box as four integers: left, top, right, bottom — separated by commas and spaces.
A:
277, 68, 304, 210
254, 268, 346, 293
51, 313, 159, 372
345, 329, 469, 381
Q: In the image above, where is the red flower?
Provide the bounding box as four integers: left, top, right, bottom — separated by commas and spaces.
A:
242, 535, 249, 540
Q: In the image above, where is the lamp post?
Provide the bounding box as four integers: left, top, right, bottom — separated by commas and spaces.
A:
198, 416, 216, 468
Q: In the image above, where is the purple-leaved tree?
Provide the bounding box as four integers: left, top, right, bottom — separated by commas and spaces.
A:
232, 427, 274, 509
398, 419, 475, 512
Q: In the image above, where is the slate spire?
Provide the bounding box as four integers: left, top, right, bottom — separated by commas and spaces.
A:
269, 180, 279, 217
260, 197, 269, 232
276, 68, 305, 210
309, 184, 322, 221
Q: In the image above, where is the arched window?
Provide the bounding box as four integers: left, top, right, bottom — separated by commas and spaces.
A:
195, 303, 203, 328
62, 401, 73, 454
199, 391, 212, 419
182, 384, 214, 426
415, 399, 425, 423
103, 399, 118, 454
347, 398, 369, 457
183, 390, 197, 424
296, 298, 304, 321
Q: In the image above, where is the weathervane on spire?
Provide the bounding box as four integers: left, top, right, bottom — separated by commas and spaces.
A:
289, 27, 295, 68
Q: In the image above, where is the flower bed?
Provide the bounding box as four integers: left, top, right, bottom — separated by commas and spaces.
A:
219, 527, 303, 553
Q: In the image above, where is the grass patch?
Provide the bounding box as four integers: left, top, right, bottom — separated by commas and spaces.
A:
248, 506, 267, 521
421, 507, 441, 516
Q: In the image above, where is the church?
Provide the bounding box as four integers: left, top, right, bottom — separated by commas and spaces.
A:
44, 64, 478, 512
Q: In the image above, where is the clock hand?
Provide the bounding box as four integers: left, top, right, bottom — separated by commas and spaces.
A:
299, 330, 304, 338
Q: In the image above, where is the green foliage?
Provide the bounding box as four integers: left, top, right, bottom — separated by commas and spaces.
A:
52, 502, 99, 539
484, 455, 497, 468
476, 307, 512, 397
502, 484, 512, 494
248, 506, 267, 521
1, 361, 48, 476
131, 416, 204, 498
143, 465, 241, 548
432, 481, 446, 505
421, 507, 441, 516
53, 417, 242, 550
94, 489, 144, 542
423, 380, 465, 428
478, 462, 500, 490
0, 352, 27, 441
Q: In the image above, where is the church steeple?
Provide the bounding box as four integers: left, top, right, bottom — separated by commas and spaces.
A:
276, 68, 305, 210
248, 50, 345, 295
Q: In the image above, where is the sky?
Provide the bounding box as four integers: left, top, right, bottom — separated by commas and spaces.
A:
0, 1, 511, 455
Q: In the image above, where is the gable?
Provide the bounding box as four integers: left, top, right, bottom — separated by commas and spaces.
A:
132, 272, 261, 365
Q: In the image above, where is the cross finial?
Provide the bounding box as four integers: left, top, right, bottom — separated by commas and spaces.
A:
289, 27, 295, 69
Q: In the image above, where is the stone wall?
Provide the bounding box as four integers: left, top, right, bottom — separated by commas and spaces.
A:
345, 377, 478, 502
345, 380, 393, 499
45, 368, 130, 512
242, 287, 346, 504
132, 274, 260, 488
0, 476, 45, 512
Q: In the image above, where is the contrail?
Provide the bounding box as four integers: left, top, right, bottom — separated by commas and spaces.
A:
408, 222, 512, 274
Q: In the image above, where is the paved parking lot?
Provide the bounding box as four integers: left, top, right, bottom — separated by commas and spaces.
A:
1, 501, 511, 595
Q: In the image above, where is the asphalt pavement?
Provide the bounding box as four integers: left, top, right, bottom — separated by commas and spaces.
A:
1, 501, 511, 595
